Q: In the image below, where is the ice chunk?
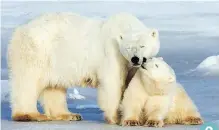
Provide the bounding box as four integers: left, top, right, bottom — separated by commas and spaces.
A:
68, 88, 86, 100
196, 55, 219, 76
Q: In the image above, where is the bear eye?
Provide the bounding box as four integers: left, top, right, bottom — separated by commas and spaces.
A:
152, 32, 156, 37
120, 36, 123, 40
140, 45, 145, 48
155, 64, 158, 68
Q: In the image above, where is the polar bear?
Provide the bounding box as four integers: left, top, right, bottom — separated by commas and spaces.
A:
7, 12, 160, 122
121, 57, 203, 127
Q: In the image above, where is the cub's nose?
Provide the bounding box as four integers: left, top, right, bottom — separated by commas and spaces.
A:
131, 56, 139, 65
143, 57, 147, 63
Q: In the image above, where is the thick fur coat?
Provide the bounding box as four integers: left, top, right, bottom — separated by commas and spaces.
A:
8, 12, 160, 122
121, 57, 203, 127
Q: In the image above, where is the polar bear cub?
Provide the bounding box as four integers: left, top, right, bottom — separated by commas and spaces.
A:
121, 57, 203, 127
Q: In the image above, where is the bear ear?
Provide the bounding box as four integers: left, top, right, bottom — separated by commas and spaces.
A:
116, 34, 124, 44
150, 29, 158, 38
118, 33, 126, 41
158, 57, 163, 60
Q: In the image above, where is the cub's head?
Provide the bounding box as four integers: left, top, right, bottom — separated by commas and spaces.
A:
117, 29, 160, 66
140, 57, 176, 83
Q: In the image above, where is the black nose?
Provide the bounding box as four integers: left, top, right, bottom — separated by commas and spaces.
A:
143, 57, 147, 63
131, 56, 139, 64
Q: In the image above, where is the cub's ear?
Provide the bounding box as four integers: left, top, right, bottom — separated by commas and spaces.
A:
157, 57, 163, 60
150, 29, 159, 38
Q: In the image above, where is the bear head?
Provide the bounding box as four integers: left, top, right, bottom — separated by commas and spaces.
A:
140, 57, 176, 84
117, 29, 160, 67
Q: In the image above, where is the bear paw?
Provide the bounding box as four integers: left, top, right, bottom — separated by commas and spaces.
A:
104, 115, 118, 125
183, 116, 204, 125
54, 113, 82, 121
13, 113, 51, 122
144, 120, 164, 127
122, 120, 140, 126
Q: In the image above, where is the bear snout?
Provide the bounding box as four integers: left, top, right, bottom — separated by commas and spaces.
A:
143, 57, 147, 63
131, 56, 140, 65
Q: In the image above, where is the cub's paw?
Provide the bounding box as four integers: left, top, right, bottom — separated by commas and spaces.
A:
104, 116, 118, 125
122, 120, 140, 126
54, 113, 82, 121
183, 116, 204, 125
104, 113, 121, 125
13, 113, 51, 122
144, 120, 164, 127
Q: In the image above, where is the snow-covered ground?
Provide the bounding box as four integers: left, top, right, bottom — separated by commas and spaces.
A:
1, 1, 219, 130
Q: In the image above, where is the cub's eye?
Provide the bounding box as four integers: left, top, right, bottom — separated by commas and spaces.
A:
155, 64, 158, 68
140, 45, 145, 48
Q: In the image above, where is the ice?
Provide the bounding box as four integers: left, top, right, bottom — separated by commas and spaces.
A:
68, 88, 86, 100
1, 80, 10, 102
76, 105, 98, 109
195, 55, 219, 76
1, 1, 219, 130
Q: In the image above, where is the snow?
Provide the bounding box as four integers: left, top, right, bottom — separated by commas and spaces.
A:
195, 55, 219, 76
1, 1, 219, 130
68, 88, 86, 100
3, 120, 217, 130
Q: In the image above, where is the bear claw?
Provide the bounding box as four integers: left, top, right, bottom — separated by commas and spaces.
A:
144, 120, 164, 127
183, 117, 204, 125
13, 113, 51, 122
55, 114, 82, 121
122, 120, 140, 126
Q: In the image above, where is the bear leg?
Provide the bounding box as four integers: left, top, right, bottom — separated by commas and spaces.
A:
120, 91, 145, 126
98, 79, 123, 124
11, 75, 49, 122
39, 87, 82, 121
143, 97, 170, 127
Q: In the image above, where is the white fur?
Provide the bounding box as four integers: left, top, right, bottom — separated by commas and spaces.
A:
121, 57, 202, 127
8, 12, 160, 122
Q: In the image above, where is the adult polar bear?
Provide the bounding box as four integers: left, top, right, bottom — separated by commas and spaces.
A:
8, 12, 160, 123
